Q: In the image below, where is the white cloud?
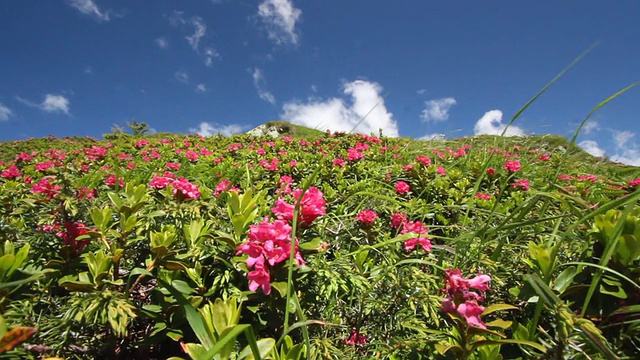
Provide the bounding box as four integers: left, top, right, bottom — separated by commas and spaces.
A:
84, 65, 93, 74
257, 0, 301, 46
66, 0, 112, 21
282, 80, 399, 137
0, 103, 13, 121
420, 97, 457, 123
204, 47, 219, 67
252, 68, 276, 105
155, 37, 169, 49
610, 130, 640, 166
578, 140, 606, 158
189, 122, 247, 136
416, 89, 427, 95
419, 133, 445, 141
186, 17, 207, 51
473, 110, 525, 137
17, 94, 70, 114
196, 84, 207, 93
582, 120, 599, 134
42, 95, 70, 114
174, 70, 189, 83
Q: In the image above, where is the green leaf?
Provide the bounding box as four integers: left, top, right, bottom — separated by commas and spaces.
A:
471, 339, 546, 353
201, 324, 252, 360
481, 303, 518, 317
172, 280, 196, 295
553, 266, 577, 293
239, 338, 276, 360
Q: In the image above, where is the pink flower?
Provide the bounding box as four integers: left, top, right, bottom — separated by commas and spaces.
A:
345, 329, 368, 345
395, 181, 411, 195
57, 221, 92, 255
456, 302, 487, 329
1, 165, 21, 179
172, 177, 200, 200
401, 221, 430, 252
149, 174, 173, 189
332, 158, 345, 167
31, 177, 61, 199
356, 209, 379, 226
247, 266, 271, 295
538, 153, 550, 161
475, 192, 491, 201
35, 161, 55, 172
134, 139, 149, 148
214, 179, 238, 197
105, 174, 124, 187
347, 148, 364, 162
512, 178, 530, 191
77, 187, 97, 200
390, 212, 408, 228
503, 160, 521, 173
166, 162, 181, 170
272, 187, 326, 226
437, 165, 447, 176
486, 167, 495, 176
628, 178, 640, 189
416, 155, 431, 167
441, 269, 492, 329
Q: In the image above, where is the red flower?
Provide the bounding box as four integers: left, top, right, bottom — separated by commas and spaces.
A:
441, 269, 492, 329
503, 160, 521, 173
401, 221, 430, 252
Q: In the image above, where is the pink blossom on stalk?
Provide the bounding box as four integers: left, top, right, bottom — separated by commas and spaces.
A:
437, 165, 447, 176
475, 192, 491, 201
166, 162, 181, 170
441, 269, 492, 329
105, 174, 124, 187
395, 181, 411, 194
486, 167, 496, 176
344, 329, 368, 345
149, 174, 173, 189
35, 161, 55, 172
503, 160, 521, 173
332, 158, 345, 167
416, 155, 431, 167
356, 209, 379, 226
347, 148, 364, 162
247, 266, 271, 295
628, 178, 640, 189
272, 187, 326, 226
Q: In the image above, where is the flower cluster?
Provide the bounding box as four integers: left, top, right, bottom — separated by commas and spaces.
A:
356, 209, 379, 226
236, 218, 304, 295
31, 176, 61, 199
272, 186, 326, 226
1, 165, 21, 179
148, 173, 200, 200
401, 221, 430, 252
395, 181, 411, 194
441, 269, 491, 329
503, 160, 521, 173
344, 329, 368, 345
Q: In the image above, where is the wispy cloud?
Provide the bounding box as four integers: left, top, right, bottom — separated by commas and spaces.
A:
578, 140, 606, 157
610, 130, 640, 166
473, 110, 524, 136
582, 120, 599, 135
282, 80, 399, 137
174, 70, 189, 83
66, 0, 112, 22
0, 103, 13, 121
419, 133, 446, 141
186, 17, 207, 51
420, 97, 456, 122
257, 0, 302, 46
17, 94, 70, 114
188, 122, 247, 136
204, 47, 220, 67
155, 37, 169, 49
195, 84, 207, 93
252, 68, 276, 105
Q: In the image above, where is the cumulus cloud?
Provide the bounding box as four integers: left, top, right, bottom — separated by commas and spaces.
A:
252, 68, 276, 105
610, 130, 640, 166
189, 122, 247, 137
257, 0, 301, 46
473, 110, 525, 136
17, 94, 70, 114
420, 97, 456, 123
174, 70, 189, 83
282, 80, 399, 137
195, 84, 207, 93
66, 0, 112, 21
0, 103, 13, 121
155, 37, 169, 49
578, 140, 606, 158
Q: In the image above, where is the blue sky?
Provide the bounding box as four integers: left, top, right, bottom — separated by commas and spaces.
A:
1, 0, 639, 165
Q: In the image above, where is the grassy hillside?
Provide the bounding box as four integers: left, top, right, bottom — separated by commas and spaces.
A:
0, 126, 639, 359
